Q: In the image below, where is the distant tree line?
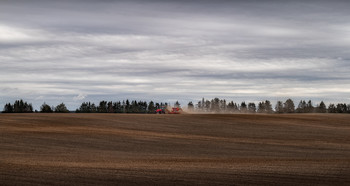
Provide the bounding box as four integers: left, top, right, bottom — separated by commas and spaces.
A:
196, 98, 274, 113
39, 102, 70, 113
2, 98, 350, 114
75, 100, 171, 113
2, 100, 69, 113
3, 100, 33, 113
195, 98, 350, 114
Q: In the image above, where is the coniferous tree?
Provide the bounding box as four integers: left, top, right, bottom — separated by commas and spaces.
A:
275, 101, 284, 113
220, 99, 227, 112
240, 102, 247, 113
125, 99, 130, 113
107, 101, 114, 113
144, 101, 148, 113
13, 100, 21, 113
76, 102, 96, 113
112, 101, 122, 113
233, 102, 239, 112
257, 102, 265, 113
265, 100, 273, 113
211, 98, 220, 112
316, 101, 327, 113
248, 103, 256, 113
188, 101, 194, 111
3, 103, 14, 113
197, 101, 202, 111
98, 101, 108, 113
40, 102, 53, 113
138, 101, 147, 113
283, 99, 295, 113
55, 103, 69, 113
148, 101, 155, 113
205, 100, 211, 112
227, 101, 233, 112
131, 100, 139, 113
257, 100, 272, 113
10, 100, 33, 113
91, 103, 97, 113
305, 100, 314, 113
201, 98, 205, 112
27, 103, 33, 113
227, 101, 239, 113
297, 100, 306, 113
76, 102, 85, 113
121, 100, 126, 113
328, 104, 336, 113
336, 103, 347, 113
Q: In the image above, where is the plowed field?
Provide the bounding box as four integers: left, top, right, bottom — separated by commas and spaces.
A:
1, 114, 350, 185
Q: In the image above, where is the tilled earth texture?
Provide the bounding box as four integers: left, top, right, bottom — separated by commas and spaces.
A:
1, 113, 350, 185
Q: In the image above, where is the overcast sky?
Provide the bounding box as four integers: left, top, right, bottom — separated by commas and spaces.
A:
1, 0, 350, 110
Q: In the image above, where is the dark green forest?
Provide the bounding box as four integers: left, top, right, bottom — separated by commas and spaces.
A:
2, 98, 350, 114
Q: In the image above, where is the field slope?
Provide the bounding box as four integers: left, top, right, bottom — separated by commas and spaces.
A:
1, 114, 350, 185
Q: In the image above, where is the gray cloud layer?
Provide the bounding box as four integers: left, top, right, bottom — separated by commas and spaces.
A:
1, 0, 350, 109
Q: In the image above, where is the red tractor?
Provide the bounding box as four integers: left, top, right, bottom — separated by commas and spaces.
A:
156, 108, 166, 114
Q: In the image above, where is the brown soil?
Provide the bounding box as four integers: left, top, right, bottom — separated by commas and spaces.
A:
1, 113, 350, 185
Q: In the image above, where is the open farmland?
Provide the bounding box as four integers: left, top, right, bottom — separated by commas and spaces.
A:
1, 114, 350, 185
